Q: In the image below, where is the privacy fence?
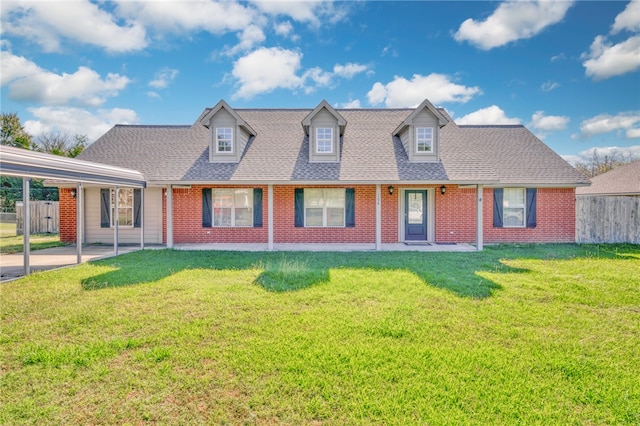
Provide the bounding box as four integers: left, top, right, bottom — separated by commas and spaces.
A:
16, 201, 59, 235
576, 195, 640, 244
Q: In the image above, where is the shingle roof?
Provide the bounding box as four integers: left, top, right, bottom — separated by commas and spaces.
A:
576, 161, 640, 196
78, 107, 589, 186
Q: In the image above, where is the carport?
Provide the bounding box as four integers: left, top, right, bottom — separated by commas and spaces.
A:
0, 145, 146, 276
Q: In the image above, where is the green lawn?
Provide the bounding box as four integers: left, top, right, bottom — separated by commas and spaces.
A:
0, 224, 65, 254
1, 245, 638, 424
0, 222, 17, 238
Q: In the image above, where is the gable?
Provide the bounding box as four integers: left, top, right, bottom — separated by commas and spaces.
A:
395, 101, 445, 163
199, 100, 256, 164
303, 101, 347, 163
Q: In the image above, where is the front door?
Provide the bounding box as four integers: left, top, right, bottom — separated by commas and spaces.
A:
405, 190, 427, 240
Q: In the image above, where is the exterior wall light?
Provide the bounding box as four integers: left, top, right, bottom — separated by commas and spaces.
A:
388, 185, 394, 195
440, 185, 446, 195
70, 188, 77, 198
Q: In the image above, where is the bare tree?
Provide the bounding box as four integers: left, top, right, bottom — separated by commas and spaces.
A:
574, 148, 636, 178
35, 132, 87, 158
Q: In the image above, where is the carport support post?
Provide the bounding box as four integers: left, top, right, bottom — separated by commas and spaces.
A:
476, 184, 483, 251
23, 177, 30, 275
376, 184, 382, 251
268, 184, 274, 251
140, 188, 144, 250
76, 182, 83, 264
166, 185, 173, 248
114, 186, 119, 256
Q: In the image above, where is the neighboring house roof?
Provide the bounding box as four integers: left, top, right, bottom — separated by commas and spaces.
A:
78, 105, 589, 187
576, 161, 640, 196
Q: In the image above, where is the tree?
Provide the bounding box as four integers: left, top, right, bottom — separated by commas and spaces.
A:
1, 112, 33, 149
574, 149, 637, 178
35, 132, 87, 158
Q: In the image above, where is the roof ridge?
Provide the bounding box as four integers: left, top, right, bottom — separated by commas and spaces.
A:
457, 124, 525, 128
114, 124, 192, 128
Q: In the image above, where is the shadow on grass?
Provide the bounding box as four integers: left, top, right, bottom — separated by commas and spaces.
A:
80, 244, 639, 298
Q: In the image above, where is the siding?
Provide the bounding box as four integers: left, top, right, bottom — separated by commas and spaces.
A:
309, 108, 340, 163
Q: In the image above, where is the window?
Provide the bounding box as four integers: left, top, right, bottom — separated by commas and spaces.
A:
111, 188, 133, 227
304, 188, 345, 227
216, 127, 233, 153
316, 127, 333, 154
212, 189, 253, 227
416, 127, 433, 152
503, 188, 526, 227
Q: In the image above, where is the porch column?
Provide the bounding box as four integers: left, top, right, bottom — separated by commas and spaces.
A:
476, 184, 483, 251
76, 182, 83, 264
376, 184, 382, 251
268, 184, 274, 251
114, 186, 119, 256
23, 177, 30, 275
140, 187, 144, 250
166, 185, 173, 248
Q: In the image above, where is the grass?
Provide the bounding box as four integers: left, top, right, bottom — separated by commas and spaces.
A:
1, 244, 639, 424
0, 222, 66, 254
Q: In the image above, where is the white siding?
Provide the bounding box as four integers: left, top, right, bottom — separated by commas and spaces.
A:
209, 108, 239, 163
408, 109, 439, 163
309, 108, 340, 163
84, 187, 163, 244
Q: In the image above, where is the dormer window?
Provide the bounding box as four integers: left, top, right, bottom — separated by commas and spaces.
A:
316, 128, 334, 154
416, 127, 433, 153
216, 127, 233, 153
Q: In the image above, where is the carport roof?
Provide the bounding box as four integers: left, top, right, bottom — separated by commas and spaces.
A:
0, 145, 145, 187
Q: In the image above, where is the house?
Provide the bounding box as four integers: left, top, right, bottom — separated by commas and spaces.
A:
55, 99, 589, 250
575, 161, 640, 243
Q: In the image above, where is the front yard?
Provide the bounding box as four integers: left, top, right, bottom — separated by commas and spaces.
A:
1, 245, 638, 424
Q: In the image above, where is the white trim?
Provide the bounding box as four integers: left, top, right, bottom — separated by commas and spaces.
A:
415, 127, 434, 153
476, 184, 483, 251
211, 188, 254, 227
502, 187, 526, 228
303, 188, 345, 227
268, 184, 274, 251
315, 127, 334, 154
215, 127, 234, 153
376, 184, 382, 251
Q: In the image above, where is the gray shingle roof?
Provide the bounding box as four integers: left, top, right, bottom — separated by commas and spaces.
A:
576, 161, 640, 195
79, 107, 589, 186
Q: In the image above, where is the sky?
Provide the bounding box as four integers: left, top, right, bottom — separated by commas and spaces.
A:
1, 0, 639, 166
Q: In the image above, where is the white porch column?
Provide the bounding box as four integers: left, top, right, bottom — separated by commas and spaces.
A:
76, 182, 83, 264
140, 187, 144, 250
476, 184, 484, 251
166, 185, 173, 248
376, 184, 382, 251
23, 177, 30, 275
268, 184, 274, 251
114, 186, 119, 256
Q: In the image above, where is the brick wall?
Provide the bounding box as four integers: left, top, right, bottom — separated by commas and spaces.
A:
59, 188, 77, 243
484, 187, 576, 243
435, 185, 477, 243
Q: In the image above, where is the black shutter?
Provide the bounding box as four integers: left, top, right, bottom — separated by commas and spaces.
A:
100, 188, 110, 228
133, 189, 141, 228
345, 188, 355, 228
526, 188, 537, 228
202, 188, 212, 227
294, 188, 304, 227
493, 188, 503, 228
253, 188, 263, 228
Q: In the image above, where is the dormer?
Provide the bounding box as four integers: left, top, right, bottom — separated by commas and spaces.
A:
199, 100, 256, 163
393, 98, 449, 163
302, 100, 347, 163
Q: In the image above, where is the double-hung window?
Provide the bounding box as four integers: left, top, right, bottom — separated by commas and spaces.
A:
216, 127, 233, 153
111, 188, 133, 227
416, 127, 433, 152
316, 128, 333, 154
212, 189, 253, 227
304, 188, 345, 227
503, 188, 526, 227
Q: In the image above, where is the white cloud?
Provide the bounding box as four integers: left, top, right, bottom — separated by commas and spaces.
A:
562, 145, 640, 166
366, 73, 481, 108
579, 112, 640, 138
149, 67, 179, 89
541, 81, 560, 92
222, 25, 266, 56
1, 0, 146, 53
582, 35, 640, 79
249, 0, 348, 26
24, 107, 139, 142
338, 100, 362, 109
231, 47, 370, 99
612, 0, 640, 34
530, 111, 569, 131
454, 1, 574, 50
456, 106, 521, 125
550, 53, 566, 62
274, 21, 294, 37
1, 51, 130, 106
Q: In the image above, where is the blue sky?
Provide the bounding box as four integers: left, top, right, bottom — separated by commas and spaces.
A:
1, 0, 639, 165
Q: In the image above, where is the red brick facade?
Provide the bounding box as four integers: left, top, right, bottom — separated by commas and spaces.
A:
59, 184, 577, 245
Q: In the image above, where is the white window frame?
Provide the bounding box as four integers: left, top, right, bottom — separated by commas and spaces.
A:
304, 188, 345, 227
416, 127, 433, 153
315, 127, 334, 154
215, 127, 234, 153
111, 188, 134, 228
503, 188, 526, 228
212, 188, 253, 227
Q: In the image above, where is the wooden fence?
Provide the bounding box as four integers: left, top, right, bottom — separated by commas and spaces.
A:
576, 195, 639, 244
16, 201, 59, 235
